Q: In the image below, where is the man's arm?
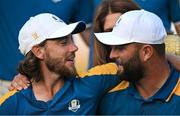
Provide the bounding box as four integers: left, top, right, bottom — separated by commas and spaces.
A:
78, 63, 122, 96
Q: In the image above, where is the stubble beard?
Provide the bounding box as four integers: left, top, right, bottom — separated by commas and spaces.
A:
45, 52, 77, 79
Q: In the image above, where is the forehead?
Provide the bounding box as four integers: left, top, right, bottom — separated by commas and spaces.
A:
55, 35, 72, 40
112, 43, 138, 49
104, 13, 122, 31
42, 35, 72, 46
48, 35, 72, 41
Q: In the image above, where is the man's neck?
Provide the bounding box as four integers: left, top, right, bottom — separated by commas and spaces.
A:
32, 63, 65, 102
135, 59, 170, 99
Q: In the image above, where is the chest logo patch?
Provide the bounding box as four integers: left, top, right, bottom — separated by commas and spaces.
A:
68, 99, 80, 112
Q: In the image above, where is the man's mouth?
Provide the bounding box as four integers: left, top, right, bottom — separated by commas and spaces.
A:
115, 59, 124, 74
115, 59, 122, 66
66, 55, 75, 63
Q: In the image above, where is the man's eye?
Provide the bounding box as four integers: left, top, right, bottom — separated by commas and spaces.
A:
115, 46, 126, 50
60, 40, 68, 45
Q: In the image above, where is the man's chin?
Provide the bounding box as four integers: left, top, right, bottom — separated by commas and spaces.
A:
67, 66, 77, 76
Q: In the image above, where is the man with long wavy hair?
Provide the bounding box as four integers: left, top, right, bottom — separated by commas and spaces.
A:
0, 13, 120, 115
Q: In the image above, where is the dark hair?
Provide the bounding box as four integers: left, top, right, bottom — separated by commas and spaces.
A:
93, 0, 140, 66
135, 43, 166, 57
18, 41, 46, 82
151, 43, 166, 57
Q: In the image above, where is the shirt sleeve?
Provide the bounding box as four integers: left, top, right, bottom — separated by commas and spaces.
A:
0, 93, 17, 114
78, 63, 121, 97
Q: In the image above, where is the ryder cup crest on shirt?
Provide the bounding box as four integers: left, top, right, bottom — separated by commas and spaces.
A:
68, 99, 80, 112
95, 10, 167, 46
18, 13, 86, 55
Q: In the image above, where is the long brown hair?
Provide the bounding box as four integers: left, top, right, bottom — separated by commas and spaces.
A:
93, 0, 140, 66
18, 41, 46, 82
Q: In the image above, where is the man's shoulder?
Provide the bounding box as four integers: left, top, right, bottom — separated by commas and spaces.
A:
108, 81, 129, 93
78, 63, 118, 78
0, 90, 17, 105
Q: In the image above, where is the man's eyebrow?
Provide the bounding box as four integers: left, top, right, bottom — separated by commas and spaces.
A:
114, 43, 133, 49
49, 35, 71, 41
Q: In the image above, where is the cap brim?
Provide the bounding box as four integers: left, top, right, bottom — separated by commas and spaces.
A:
48, 21, 86, 39
94, 32, 132, 45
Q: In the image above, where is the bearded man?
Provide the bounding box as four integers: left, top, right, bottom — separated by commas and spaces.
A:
0, 13, 120, 115
95, 10, 180, 115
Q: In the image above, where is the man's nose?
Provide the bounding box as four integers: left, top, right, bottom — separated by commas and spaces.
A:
69, 43, 78, 52
110, 49, 119, 60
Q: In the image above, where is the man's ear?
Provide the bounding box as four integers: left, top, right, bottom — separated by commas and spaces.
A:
31, 45, 44, 60
140, 45, 153, 62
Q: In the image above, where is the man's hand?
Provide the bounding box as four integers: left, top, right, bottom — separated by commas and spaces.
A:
8, 74, 30, 91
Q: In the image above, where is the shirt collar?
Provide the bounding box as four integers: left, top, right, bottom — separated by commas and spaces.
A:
128, 63, 180, 102
20, 80, 72, 108
154, 64, 179, 101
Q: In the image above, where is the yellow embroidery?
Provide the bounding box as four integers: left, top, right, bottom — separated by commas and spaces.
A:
166, 78, 180, 102
109, 81, 129, 93
0, 90, 17, 105
32, 32, 39, 39
174, 78, 180, 96
78, 63, 118, 78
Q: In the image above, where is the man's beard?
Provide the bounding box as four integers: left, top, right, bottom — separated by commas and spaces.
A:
120, 52, 145, 83
44, 52, 77, 79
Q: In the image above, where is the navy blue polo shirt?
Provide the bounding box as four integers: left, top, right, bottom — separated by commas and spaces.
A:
98, 64, 180, 115
0, 63, 120, 115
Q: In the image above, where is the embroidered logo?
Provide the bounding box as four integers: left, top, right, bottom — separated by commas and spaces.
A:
114, 16, 122, 27
52, 15, 64, 23
32, 32, 39, 39
68, 99, 80, 112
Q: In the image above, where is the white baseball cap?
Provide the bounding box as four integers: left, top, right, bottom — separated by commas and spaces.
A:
18, 13, 86, 55
94, 10, 167, 46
